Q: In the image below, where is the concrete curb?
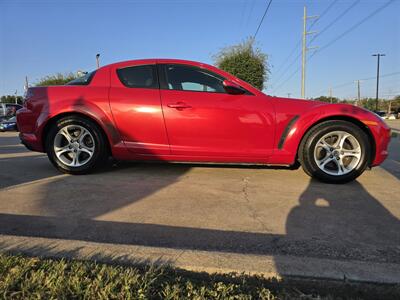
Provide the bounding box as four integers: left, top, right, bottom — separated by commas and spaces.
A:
391, 128, 400, 134
1, 235, 399, 284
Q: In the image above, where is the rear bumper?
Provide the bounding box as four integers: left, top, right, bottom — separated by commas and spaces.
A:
19, 132, 44, 152
17, 107, 45, 152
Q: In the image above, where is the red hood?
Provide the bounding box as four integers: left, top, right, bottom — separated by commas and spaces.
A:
271, 96, 328, 115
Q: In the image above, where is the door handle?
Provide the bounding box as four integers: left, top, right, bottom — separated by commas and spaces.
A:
167, 102, 192, 109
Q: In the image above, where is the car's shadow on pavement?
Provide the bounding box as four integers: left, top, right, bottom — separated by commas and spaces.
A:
0, 133, 400, 268
0, 174, 399, 264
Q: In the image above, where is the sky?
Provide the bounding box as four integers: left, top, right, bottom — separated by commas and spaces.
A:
0, 0, 399, 99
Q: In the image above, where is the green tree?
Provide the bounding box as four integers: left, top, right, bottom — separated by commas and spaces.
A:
213, 38, 269, 90
0, 95, 24, 105
391, 95, 400, 113
359, 98, 380, 111
313, 96, 340, 103
35, 73, 77, 86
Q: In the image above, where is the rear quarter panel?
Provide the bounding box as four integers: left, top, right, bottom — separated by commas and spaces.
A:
20, 66, 123, 152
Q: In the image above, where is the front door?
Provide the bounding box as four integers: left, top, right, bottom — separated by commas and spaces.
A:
158, 64, 274, 159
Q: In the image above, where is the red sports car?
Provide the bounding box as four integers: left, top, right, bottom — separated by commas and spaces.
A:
17, 59, 391, 183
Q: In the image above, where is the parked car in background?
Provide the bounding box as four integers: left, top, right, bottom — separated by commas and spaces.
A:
17, 59, 391, 183
385, 114, 397, 120
0, 116, 18, 132
374, 111, 387, 119
0, 103, 23, 121
374, 111, 398, 120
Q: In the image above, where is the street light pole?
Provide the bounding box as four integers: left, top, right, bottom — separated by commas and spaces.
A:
354, 80, 361, 106
96, 53, 100, 69
372, 53, 385, 111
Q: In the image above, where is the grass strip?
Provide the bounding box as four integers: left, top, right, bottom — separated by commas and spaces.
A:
0, 253, 399, 299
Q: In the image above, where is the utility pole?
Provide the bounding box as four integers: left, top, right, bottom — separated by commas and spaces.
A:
372, 53, 385, 111
23, 76, 29, 102
301, 7, 318, 99
14, 90, 18, 104
355, 80, 361, 106
386, 89, 393, 115
329, 87, 332, 103
301, 6, 318, 99
25, 76, 29, 90
96, 53, 100, 69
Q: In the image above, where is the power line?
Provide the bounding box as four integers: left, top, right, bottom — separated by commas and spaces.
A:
309, 0, 339, 30
240, 0, 250, 33
312, 71, 400, 97
365, 71, 400, 81
271, 51, 302, 89
315, 0, 395, 53
272, 0, 359, 90
271, 0, 395, 94
308, 0, 360, 45
245, 0, 256, 29
272, 65, 301, 94
271, 0, 338, 83
253, 0, 273, 39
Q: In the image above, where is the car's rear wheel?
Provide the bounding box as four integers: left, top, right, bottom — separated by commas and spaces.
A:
46, 115, 108, 174
299, 120, 371, 183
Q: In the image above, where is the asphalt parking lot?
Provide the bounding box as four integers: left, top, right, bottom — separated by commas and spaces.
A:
0, 125, 399, 282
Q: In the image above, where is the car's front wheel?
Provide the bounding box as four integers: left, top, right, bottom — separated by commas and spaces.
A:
299, 120, 371, 183
46, 115, 108, 174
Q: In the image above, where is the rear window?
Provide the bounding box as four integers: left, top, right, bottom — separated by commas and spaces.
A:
117, 65, 158, 89
6, 104, 22, 110
66, 71, 96, 86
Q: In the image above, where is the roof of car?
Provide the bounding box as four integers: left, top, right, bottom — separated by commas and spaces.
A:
105, 58, 212, 69
100, 58, 265, 96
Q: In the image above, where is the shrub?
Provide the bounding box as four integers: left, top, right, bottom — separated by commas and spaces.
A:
214, 38, 269, 90
35, 73, 77, 86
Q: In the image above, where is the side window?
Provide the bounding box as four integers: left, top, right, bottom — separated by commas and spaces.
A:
66, 71, 96, 86
117, 65, 158, 89
164, 64, 226, 93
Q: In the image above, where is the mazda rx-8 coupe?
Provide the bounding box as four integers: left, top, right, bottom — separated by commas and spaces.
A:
16, 59, 391, 183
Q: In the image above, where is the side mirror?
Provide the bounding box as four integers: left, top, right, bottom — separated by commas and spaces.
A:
223, 80, 246, 95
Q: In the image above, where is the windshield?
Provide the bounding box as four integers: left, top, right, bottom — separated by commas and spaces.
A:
66, 71, 96, 86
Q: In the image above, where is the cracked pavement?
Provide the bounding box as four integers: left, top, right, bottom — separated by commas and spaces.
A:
0, 131, 399, 283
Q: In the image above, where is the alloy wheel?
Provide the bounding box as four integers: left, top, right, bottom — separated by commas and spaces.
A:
53, 125, 95, 167
313, 130, 362, 176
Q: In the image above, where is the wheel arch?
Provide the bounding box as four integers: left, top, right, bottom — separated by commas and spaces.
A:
41, 112, 113, 155
296, 115, 376, 165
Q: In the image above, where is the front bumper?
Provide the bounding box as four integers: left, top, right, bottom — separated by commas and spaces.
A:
370, 122, 391, 167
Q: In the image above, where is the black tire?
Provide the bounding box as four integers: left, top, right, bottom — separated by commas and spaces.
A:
298, 120, 371, 183
45, 115, 109, 174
